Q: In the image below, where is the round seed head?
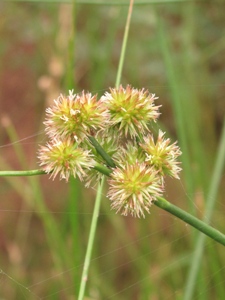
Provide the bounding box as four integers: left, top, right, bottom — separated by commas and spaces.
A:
38, 137, 95, 181
101, 85, 160, 139
107, 162, 163, 218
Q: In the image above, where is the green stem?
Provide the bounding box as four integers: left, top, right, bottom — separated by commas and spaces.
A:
0, 169, 47, 176
115, 0, 134, 88
88, 136, 116, 168
0, 165, 112, 178
77, 177, 105, 300
155, 197, 225, 247
93, 163, 112, 176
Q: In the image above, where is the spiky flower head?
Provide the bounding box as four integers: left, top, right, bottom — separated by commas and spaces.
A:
101, 85, 160, 139
107, 162, 163, 218
38, 137, 95, 181
44, 90, 108, 142
140, 130, 182, 179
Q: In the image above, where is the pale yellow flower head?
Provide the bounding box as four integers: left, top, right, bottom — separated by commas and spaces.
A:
101, 85, 160, 139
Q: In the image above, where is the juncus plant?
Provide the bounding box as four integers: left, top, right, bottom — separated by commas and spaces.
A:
32, 85, 225, 251
1, 1, 225, 299
1, 84, 225, 300
38, 85, 181, 218
1, 6, 225, 300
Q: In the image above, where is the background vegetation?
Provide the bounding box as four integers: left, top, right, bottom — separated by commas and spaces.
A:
0, 0, 225, 299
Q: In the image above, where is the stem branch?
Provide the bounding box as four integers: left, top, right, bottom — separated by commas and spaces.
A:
0, 169, 47, 176
155, 197, 225, 247
88, 136, 116, 168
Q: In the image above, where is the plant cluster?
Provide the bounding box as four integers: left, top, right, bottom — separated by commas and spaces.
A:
38, 85, 182, 218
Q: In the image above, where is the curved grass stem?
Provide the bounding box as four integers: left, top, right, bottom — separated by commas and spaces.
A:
154, 197, 225, 247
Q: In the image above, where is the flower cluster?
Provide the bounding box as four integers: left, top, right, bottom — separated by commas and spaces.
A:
38, 85, 182, 217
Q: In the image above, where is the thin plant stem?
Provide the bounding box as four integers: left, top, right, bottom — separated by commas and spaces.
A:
115, 0, 134, 88
0, 169, 47, 176
77, 177, 105, 300
88, 136, 116, 168
93, 163, 112, 176
0, 165, 112, 177
154, 197, 225, 247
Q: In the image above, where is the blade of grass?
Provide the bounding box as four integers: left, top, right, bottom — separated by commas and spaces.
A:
155, 9, 195, 213
180, 2, 208, 190
1, 118, 71, 288
183, 117, 225, 300
206, 241, 225, 299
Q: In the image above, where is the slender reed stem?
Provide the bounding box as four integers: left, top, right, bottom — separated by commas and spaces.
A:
88, 136, 116, 168
0, 169, 47, 176
154, 197, 225, 247
115, 0, 134, 88
93, 163, 112, 176
77, 177, 105, 300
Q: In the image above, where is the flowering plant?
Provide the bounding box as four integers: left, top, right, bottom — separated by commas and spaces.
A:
0, 85, 225, 300
38, 85, 182, 218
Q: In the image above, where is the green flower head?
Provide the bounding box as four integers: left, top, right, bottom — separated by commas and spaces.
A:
38, 137, 95, 181
140, 130, 182, 179
107, 162, 163, 218
101, 85, 160, 139
44, 90, 109, 142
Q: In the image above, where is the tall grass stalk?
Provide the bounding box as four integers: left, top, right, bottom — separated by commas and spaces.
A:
1, 120, 71, 288
183, 117, 225, 300
155, 10, 195, 208
77, 177, 105, 300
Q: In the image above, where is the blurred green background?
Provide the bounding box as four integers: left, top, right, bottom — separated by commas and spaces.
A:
0, 1, 225, 299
